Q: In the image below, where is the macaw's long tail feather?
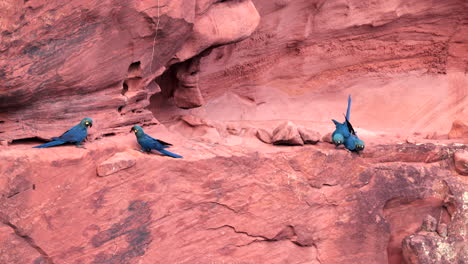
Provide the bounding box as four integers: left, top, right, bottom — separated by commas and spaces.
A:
33, 140, 66, 148
346, 94, 352, 121
158, 149, 183, 159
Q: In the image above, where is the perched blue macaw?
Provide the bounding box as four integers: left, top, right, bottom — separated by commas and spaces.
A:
33, 118, 93, 148
344, 134, 365, 151
343, 116, 365, 151
331, 95, 352, 146
130, 125, 183, 159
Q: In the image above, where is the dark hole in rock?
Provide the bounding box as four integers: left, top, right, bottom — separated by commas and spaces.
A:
102, 133, 116, 137
10, 137, 47, 145
122, 82, 128, 96
128, 61, 142, 77
149, 62, 182, 122
118, 106, 124, 113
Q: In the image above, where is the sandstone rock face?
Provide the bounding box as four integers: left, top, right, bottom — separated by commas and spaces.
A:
1, 0, 468, 263
256, 128, 272, 144
97, 152, 137, 177
272, 121, 304, 145
0, 141, 466, 263
453, 150, 468, 175
0, 0, 260, 141
298, 127, 320, 144
150, 0, 468, 138
448, 120, 468, 140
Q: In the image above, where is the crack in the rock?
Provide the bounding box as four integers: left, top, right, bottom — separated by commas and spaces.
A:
207, 224, 270, 240
197, 201, 239, 213
207, 224, 314, 248
6, 186, 32, 199
1, 219, 55, 264
312, 243, 323, 264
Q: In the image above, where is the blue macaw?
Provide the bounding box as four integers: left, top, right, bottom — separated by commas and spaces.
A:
343, 116, 365, 152
130, 125, 183, 159
331, 95, 352, 146
33, 118, 93, 148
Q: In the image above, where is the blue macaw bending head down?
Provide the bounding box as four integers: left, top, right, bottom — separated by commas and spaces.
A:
130, 125, 183, 159
344, 134, 365, 151
331, 95, 352, 146
331, 95, 365, 152
331, 128, 345, 146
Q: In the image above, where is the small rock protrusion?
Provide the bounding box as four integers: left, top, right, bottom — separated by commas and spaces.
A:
453, 151, 468, 176
322, 132, 332, 143
272, 121, 304, 146
436, 223, 448, 237
97, 152, 136, 177
298, 127, 320, 144
421, 215, 437, 232
256, 129, 272, 144
406, 136, 417, 144
448, 119, 468, 139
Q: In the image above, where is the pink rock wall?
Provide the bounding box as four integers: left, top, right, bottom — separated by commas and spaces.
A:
152, 0, 467, 138
0, 1, 467, 263
0, 0, 260, 141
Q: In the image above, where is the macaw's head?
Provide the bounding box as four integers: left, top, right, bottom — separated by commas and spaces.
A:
80, 117, 93, 128
332, 133, 344, 146
355, 138, 365, 151
130, 125, 144, 136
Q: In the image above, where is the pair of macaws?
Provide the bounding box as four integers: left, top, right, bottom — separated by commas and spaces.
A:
33, 118, 183, 159
331, 95, 365, 152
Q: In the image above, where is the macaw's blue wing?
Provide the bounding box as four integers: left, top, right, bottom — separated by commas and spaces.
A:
56, 125, 87, 143
141, 134, 171, 150
344, 116, 356, 136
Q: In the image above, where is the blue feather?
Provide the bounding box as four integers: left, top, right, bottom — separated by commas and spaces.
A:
158, 149, 183, 159
346, 95, 352, 121
33, 140, 66, 148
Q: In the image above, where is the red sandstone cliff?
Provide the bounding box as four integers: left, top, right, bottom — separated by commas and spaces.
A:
0, 0, 467, 264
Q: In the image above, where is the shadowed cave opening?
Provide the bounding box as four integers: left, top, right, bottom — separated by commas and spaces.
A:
121, 82, 128, 96
10, 137, 47, 145
383, 197, 451, 264
128, 61, 141, 76
148, 62, 182, 121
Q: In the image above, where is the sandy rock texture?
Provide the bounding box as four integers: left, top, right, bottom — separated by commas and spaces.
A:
0, 0, 260, 141
0, 0, 467, 263
153, 0, 468, 139
0, 137, 467, 264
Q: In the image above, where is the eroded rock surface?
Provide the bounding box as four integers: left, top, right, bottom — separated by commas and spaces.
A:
152, 0, 468, 139
0, 140, 466, 263
0, 0, 260, 141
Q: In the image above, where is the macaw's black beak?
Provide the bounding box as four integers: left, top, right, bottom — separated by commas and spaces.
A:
89, 123, 92, 128
129, 128, 133, 133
